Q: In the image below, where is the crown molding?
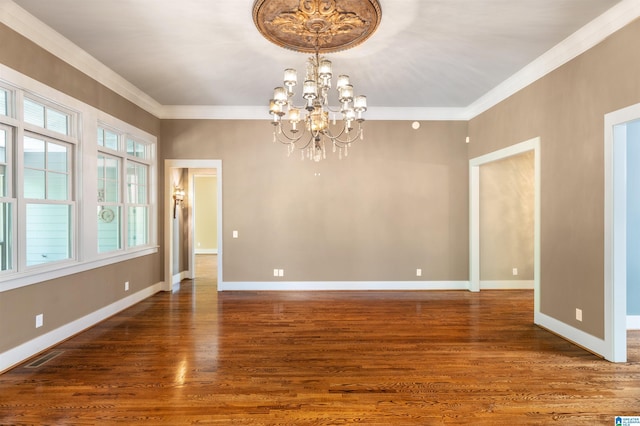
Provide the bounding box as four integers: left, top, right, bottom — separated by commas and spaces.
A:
465, 0, 640, 119
158, 105, 469, 121
0, 0, 163, 116
158, 105, 267, 120
1, 0, 638, 121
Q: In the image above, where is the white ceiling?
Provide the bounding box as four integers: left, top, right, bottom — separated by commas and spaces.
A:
3, 0, 633, 119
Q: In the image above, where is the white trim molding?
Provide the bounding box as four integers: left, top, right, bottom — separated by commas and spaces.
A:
535, 311, 608, 359
480, 280, 535, 290
628, 316, 640, 330
218, 281, 470, 292
195, 249, 218, 255
603, 102, 640, 362
0, 282, 164, 373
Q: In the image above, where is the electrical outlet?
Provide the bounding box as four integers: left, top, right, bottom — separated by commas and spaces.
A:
125, 281, 130, 291
273, 269, 279, 277
278, 269, 284, 277
416, 268, 422, 277
512, 268, 518, 276
233, 230, 238, 238
576, 308, 583, 322
35, 314, 43, 328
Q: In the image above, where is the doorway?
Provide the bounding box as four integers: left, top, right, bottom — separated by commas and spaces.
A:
191, 172, 218, 282
469, 137, 541, 314
604, 102, 640, 363
164, 159, 222, 292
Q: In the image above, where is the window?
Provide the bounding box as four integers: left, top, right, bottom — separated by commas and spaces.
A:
22, 97, 75, 267
97, 127, 153, 253
0, 69, 157, 290
97, 152, 121, 253
98, 127, 119, 151
24, 98, 70, 136
0, 124, 13, 271
126, 161, 149, 247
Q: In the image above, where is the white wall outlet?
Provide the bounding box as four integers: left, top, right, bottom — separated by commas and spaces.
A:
35, 314, 43, 328
278, 269, 284, 277
416, 268, 422, 277
273, 269, 279, 277
125, 281, 130, 291
512, 268, 518, 276
232, 230, 238, 238
576, 308, 583, 322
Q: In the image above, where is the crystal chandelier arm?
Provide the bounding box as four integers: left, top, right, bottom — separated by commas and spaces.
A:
273, 122, 309, 144
323, 121, 363, 146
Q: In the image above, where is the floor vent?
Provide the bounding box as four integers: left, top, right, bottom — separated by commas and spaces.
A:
25, 350, 64, 368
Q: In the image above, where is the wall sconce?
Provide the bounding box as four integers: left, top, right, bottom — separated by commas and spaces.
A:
173, 186, 185, 219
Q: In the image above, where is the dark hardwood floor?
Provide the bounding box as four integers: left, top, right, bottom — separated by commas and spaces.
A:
1, 255, 639, 425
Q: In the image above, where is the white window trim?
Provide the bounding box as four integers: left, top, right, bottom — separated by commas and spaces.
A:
0, 63, 158, 293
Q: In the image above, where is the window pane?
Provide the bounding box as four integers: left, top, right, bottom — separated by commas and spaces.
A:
97, 155, 105, 179
105, 130, 118, 150
105, 157, 119, 180
26, 203, 71, 266
24, 98, 45, 128
0, 202, 12, 271
24, 169, 45, 199
0, 128, 6, 164
98, 128, 119, 150
126, 162, 147, 204
105, 179, 118, 203
98, 206, 121, 253
47, 172, 68, 200
24, 136, 45, 169
47, 142, 68, 172
127, 206, 148, 247
46, 108, 69, 135
0, 89, 7, 116
0, 165, 6, 198
126, 139, 135, 156
135, 142, 145, 158
98, 155, 120, 203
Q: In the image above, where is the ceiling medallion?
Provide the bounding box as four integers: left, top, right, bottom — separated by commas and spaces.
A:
253, 0, 382, 53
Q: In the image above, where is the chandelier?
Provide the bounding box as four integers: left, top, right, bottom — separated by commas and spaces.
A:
253, 0, 382, 162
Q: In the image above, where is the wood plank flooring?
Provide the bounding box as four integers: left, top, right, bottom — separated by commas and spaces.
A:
1, 255, 639, 425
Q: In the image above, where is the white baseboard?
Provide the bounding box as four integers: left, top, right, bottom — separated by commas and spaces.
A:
628, 315, 640, 330
172, 271, 189, 291
0, 282, 164, 373
172, 271, 190, 290
480, 280, 534, 290
218, 281, 470, 291
535, 311, 608, 360
195, 249, 218, 255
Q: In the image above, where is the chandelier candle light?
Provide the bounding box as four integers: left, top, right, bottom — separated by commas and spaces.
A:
253, 0, 382, 162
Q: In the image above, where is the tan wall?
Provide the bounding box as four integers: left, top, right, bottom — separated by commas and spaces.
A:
194, 175, 218, 251
469, 18, 640, 338
0, 24, 162, 353
161, 119, 470, 282
480, 151, 534, 280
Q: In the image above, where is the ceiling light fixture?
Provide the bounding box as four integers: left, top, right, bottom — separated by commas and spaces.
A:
253, 0, 381, 162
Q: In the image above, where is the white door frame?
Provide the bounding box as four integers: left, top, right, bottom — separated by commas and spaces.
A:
164, 159, 223, 291
604, 103, 640, 362
469, 137, 541, 317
